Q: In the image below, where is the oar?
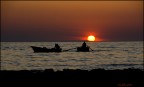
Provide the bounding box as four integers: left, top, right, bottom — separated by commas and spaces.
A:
87, 46, 94, 51
90, 47, 94, 51
63, 48, 77, 51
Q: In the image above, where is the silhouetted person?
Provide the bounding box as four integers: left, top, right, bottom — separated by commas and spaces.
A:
82, 41, 87, 48
55, 43, 60, 49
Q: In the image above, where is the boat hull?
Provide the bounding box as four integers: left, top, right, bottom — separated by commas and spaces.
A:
77, 47, 89, 52
31, 46, 62, 53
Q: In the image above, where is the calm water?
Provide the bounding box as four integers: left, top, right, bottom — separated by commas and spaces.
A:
1, 42, 143, 71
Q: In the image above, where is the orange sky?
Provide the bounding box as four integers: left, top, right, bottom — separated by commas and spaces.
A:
1, 1, 143, 41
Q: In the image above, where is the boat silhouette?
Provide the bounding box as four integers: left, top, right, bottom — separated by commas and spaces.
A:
77, 46, 90, 52
31, 46, 62, 53
31, 42, 93, 52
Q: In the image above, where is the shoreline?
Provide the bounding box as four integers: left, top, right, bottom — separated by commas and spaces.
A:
1, 69, 143, 86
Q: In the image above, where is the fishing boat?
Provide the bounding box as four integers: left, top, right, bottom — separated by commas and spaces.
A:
77, 46, 90, 52
31, 46, 62, 52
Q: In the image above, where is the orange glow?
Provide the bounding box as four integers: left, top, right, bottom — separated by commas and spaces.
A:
96, 38, 104, 42
87, 35, 95, 41
1, 1, 142, 41
81, 32, 103, 42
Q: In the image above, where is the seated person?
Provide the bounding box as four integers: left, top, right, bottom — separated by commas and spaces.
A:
55, 43, 60, 49
82, 41, 87, 48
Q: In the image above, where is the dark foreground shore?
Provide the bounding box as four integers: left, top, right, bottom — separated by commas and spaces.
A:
1, 69, 143, 87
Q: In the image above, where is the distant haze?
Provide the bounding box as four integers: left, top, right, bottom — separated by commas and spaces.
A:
1, 1, 143, 42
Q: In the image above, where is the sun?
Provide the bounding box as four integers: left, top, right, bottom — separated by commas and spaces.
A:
87, 35, 95, 41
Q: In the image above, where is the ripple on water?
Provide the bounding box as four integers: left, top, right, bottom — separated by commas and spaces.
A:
1, 42, 143, 70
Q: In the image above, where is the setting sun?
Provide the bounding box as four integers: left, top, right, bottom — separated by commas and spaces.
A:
87, 35, 95, 41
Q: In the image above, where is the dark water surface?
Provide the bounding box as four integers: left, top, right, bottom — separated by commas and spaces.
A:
1, 41, 143, 71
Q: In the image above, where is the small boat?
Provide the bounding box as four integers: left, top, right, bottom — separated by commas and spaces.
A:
77, 47, 90, 52
31, 46, 62, 53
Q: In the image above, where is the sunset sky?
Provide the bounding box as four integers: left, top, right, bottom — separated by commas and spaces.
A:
1, 1, 143, 42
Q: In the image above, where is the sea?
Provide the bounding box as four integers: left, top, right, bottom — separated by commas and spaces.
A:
1, 41, 143, 71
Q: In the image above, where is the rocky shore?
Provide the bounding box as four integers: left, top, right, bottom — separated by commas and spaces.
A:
1, 69, 143, 87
